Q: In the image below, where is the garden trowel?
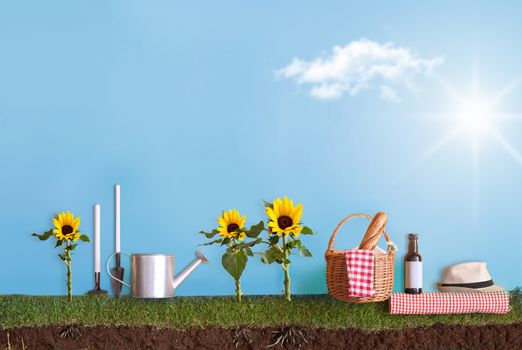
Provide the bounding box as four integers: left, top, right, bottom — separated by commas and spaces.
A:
111, 252, 124, 297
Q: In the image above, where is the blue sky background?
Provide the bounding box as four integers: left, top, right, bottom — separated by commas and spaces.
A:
1, 1, 521, 296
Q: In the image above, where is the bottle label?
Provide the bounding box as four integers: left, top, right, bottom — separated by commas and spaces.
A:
405, 261, 422, 289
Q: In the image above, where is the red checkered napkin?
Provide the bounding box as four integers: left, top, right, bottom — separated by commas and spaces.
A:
390, 292, 511, 315
345, 249, 376, 298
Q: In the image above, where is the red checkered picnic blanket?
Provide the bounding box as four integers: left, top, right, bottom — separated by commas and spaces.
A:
345, 249, 376, 298
390, 292, 511, 314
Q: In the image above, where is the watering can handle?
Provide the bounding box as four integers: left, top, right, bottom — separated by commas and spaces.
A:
106, 251, 131, 288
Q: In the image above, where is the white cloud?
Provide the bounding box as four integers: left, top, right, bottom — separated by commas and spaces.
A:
277, 39, 443, 101
380, 85, 402, 103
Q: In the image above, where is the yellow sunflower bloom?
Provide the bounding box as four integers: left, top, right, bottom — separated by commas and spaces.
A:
217, 209, 246, 240
266, 196, 303, 237
53, 211, 81, 241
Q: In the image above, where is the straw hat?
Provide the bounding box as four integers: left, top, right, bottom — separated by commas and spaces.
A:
436, 262, 504, 293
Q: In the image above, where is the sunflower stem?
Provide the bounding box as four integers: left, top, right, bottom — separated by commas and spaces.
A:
282, 235, 291, 301
235, 278, 242, 302
65, 247, 72, 302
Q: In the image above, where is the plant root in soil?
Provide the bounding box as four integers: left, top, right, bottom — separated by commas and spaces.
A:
4, 332, 26, 350
232, 328, 253, 348
267, 327, 312, 349
0, 324, 521, 350
59, 325, 81, 339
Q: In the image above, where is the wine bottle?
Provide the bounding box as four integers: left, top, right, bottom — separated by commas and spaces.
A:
404, 233, 422, 294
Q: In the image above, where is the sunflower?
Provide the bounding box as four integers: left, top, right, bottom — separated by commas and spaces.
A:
266, 196, 303, 237
53, 211, 81, 241
217, 209, 246, 240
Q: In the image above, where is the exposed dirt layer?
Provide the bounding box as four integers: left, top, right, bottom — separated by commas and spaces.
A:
1, 323, 521, 350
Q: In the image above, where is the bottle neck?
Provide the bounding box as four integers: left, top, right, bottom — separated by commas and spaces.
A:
408, 239, 418, 253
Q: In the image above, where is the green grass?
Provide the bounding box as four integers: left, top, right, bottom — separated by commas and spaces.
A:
1, 290, 520, 331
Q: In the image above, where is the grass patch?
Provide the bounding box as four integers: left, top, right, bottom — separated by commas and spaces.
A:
1, 290, 520, 331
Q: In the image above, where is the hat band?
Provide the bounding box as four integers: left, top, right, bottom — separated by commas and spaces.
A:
440, 279, 494, 289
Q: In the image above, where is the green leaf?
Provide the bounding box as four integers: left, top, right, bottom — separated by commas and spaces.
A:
199, 239, 223, 246
236, 238, 262, 250
301, 226, 315, 235
32, 229, 53, 241
269, 235, 280, 245
245, 221, 265, 238
79, 234, 90, 242
286, 239, 301, 250
243, 247, 254, 257
264, 245, 284, 264
58, 253, 69, 261
221, 250, 247, 280
300, 245, 312, 257
200, 229, 219, 239
220, 238, 231, 246
55, 239, 63, 248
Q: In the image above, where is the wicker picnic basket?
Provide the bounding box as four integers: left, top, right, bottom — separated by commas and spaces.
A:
325, 213, 395, 303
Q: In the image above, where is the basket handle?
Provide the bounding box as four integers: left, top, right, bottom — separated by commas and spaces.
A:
326, 213, 391, 254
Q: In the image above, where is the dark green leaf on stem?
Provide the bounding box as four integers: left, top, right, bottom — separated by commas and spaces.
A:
222, 250, 247, 280
300, 246, 312, 257
32, 229, 53, 241
236, 238, 261, 250
79, 234, 90, 242
269, 235, 280, 245
245, 221, 265, 238
301, 226, 315, 235
243, 247, 254, 257
199, 239, 223, 246
286, 239, 301, 250
264, 245, 285, 264
200, 230, 219, 239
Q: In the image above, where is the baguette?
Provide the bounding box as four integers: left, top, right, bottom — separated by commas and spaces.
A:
358, 212, 387, 250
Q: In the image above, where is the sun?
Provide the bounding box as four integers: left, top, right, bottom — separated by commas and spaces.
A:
410, 71, 522, 225
456, 99, 493, 136
420, 72, 522, 164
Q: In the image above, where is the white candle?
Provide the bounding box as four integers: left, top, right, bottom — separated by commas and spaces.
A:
94, 204, 101, 273
115, 184, 121, 253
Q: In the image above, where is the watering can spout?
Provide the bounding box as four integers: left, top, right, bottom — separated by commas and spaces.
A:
172, 251, 209, 291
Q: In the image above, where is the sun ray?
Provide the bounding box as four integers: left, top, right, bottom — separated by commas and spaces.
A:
434, 75, 466, 105
389, 124, 464, 188
487, 128, 522, 166
416, 125, 463, 164
495, 113, 522, 122
471, 126, 480, 228
469, 61, 481, 228
485, 76, 521, 111
471, 61, 479, 100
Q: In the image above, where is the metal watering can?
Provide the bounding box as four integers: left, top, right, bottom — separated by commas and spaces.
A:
107, 251, 208, 298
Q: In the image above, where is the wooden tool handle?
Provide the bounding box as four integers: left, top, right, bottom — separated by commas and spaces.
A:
358, 212, 388, 250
